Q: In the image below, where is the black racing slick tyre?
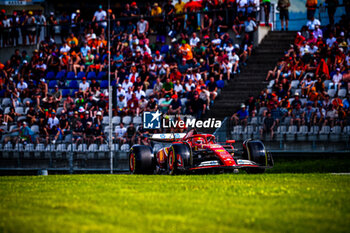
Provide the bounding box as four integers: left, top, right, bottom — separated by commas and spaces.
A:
129, 145, 155, 174
167, 143, 191, 175
243, 139, 272, 174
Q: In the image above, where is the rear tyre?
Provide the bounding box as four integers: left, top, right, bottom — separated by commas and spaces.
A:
129, 145, 155, 174
167, 143, 191, 175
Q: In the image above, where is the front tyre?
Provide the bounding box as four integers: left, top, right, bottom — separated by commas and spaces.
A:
243, 139, 273, 174
167, 143, 191, 175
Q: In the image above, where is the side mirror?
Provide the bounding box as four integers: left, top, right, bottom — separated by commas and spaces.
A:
226, 140, 235, 144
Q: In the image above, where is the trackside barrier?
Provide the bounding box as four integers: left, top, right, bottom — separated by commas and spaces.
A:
214, 117, 350, 153
0, 138, 130, 173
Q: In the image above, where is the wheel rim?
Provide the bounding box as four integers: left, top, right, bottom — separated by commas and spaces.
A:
168, 150, 174, 171
129, 153, 135, 172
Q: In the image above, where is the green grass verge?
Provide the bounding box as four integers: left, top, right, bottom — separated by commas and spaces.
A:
1, 174, 350, 233
268, 158, 350, 173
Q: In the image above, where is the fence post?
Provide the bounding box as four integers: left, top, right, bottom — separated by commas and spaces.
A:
279, 138, 283, 150
69, 141, 73, 174
49, 138, 52, 168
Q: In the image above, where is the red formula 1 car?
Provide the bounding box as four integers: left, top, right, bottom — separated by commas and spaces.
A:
129, 129, 273, 174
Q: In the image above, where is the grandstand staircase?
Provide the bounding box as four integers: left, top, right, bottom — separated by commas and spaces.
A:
204, 31, 296, 133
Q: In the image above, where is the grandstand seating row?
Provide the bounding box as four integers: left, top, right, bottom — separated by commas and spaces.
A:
267, 79, 348, 98
247, 115, 344, 126
1, 95, 193, 119
1, 89, 190, 108
0, 115, 142, 133
47, 80, 110, 89
0, 79, 225, 98
46, 71, 106, 81
44, 70, 226, 87
0, 142, 129, 153
231, 125, 350, 141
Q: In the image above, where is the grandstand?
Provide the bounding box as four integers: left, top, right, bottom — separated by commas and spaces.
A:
211, 16, 350, 152
0, 1, 349, 173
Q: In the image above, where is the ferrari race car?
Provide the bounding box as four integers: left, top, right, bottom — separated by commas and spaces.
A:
129, 129, 273, 174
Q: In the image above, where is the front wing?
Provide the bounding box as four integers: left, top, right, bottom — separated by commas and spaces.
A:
188, 159, 272, 171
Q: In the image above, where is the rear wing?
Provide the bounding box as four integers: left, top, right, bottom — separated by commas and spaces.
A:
150, 133, 187, 142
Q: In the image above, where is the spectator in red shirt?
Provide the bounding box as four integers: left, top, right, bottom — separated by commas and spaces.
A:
294, 32, 306, 46
127, 93, 139, 116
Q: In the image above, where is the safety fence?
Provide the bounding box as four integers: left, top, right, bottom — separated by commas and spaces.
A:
0, 147, 129, 174
0, 135, 132, 173
214, 117, 350, 153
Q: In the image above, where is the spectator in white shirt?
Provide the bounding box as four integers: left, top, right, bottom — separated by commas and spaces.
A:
185, 78, 196, 92
174, 80, 184, 96
141, 44, 152, 56
308, 43, 318, 54
244, 16, 257, 44
17, 78, 28, 97
48, 111, 59, 128
299, 42, 310, 56
60, 41, 71, 54
186, 70, 201, 82
211, 33, 221, 46
189, 32, 200, 47
137, 16, 149, 36
115, 122, 127, 145
225, 42, 234, 54
326, 33, 337, 48
116, 95, 127, 114
331, 68, 343, 91
79, 77, 90, 98
306, 16, 321, 30
135, 85, 146, 100
237, 0, 248, 14
122, 78, 133, 92
245, 16, 257, 33
248, 0, 260, 17
116, 84, 126, 97
129, 35, 139, 49
35, 59, 47, 73
125, 88, 133, 101
221, 59, 233, 80
229, 50, 240, 74
92, 5, 107, 28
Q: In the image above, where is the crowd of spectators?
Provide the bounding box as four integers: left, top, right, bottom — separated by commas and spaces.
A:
0, 0, 264, 48
232, 14, 350, 139
0, 1, 262, 147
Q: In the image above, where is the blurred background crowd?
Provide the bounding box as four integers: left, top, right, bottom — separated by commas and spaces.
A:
0, 0, 348, 147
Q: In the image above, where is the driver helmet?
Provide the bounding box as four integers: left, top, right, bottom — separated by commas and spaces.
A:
193, 136, 205, 145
